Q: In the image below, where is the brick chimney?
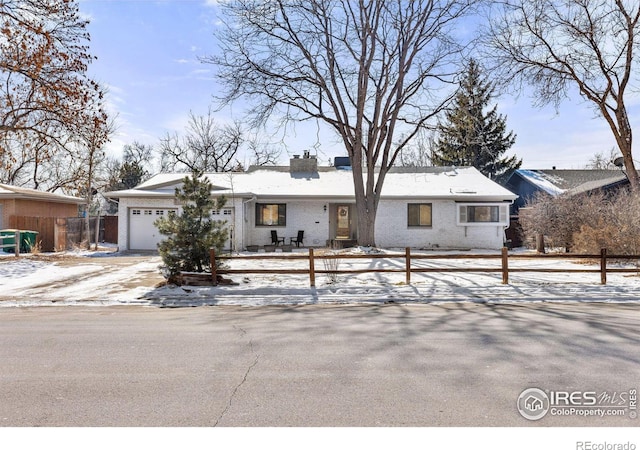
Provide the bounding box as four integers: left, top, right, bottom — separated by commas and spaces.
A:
290, 150, 318, 173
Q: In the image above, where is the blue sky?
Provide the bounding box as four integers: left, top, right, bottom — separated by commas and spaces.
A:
80, 0, 639, 170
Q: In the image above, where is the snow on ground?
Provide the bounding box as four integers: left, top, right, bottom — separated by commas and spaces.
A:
1, 247, 639, 307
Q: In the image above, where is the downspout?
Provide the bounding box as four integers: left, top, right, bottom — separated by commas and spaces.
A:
503, 198, 516, 248
242, 195, 257, 251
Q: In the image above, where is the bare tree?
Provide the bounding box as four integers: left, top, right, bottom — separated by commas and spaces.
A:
244, 136, 282, 167
0, 132, 45, 186
519, 190, 608, 252
159, 109, 243, 173
573, 189, 640, 255
585, 148, 621, 170
398, 128, 435, 167
485, 0, 640, 190
74, 115, 114, 249
209, 0, 473, 246
106, 142, 153, 191
0, 0, 106, 144
522, 188, 640, 255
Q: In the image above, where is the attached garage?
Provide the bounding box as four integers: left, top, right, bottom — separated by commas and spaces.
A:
127, 207, 234, 251
128, 207, 177, 250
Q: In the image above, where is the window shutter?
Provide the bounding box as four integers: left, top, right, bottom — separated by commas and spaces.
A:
459, 205, 467, 224
499, 205, 508, 224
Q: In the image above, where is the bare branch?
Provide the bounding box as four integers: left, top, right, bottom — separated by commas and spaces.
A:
158, 108, 244, 173
484, 0, 640, 189
208, 0, 474, 245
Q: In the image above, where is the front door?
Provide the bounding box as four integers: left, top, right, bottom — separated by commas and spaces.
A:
336, 205, 350, 239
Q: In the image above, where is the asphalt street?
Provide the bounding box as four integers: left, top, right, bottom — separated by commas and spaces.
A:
0, 302, 638, 427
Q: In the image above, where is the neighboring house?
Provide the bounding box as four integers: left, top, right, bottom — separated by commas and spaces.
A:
0, 184, 83, 229
105, 155, 518, 252
505, 169, 629, 213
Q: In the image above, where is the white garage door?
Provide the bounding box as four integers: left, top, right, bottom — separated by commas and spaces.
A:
129, 208, 176, 250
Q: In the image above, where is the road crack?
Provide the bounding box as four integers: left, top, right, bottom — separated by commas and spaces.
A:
214, 325, 259, 426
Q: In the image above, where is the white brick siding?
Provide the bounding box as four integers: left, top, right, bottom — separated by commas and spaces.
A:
118, 197, 509, 251
243, 199, 329, 248
375, 200, 507, 249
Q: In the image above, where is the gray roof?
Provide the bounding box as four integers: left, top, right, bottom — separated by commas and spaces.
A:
512, 169, 628, 196
534, 170, 627, 189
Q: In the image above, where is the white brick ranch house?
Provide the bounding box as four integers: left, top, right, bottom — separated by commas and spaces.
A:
105, 156, 518, 252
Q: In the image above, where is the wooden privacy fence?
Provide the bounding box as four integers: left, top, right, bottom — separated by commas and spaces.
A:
8, 215, 118, 251
9, 216, 56, 251
210, 247, 639, 287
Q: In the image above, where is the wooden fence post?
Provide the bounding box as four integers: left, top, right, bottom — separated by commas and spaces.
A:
501, 247, 509, 284
600, 248, 607, 285
14, 230, 20, 257
405, 247, 411, 285
309, 248, 315, 287
210, 248, 218, 285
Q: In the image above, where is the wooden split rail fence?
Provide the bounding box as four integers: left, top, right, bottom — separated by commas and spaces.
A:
209, 247, 638, 287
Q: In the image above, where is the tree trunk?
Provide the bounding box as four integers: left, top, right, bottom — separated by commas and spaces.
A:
614, 106, 639, 191
355, 200, 377, 248
94, 214, 100, 251
350, 152, 380, 248
84, 201, 91, 250
536, 233, 545, 254
621, 145, 639, 191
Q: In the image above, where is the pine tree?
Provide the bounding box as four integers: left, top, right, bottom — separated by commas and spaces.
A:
156, 172, 228, 283
432, 60, 520, 182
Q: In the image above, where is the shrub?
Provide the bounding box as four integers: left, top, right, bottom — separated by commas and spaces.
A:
571, 190, 640, 255
519, 191, 606, 251
520, 188, 640, 255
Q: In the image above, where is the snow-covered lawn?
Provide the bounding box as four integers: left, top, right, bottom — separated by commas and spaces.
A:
1, 247, 639, 307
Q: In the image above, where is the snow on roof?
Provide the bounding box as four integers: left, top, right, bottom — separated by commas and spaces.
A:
106, 167, 517, 201
515, 170, 566, 196
134, 173, 187, 190
0, 183, 84, 203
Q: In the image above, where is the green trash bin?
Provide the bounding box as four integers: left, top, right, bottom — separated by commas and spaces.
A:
19, 230, 39, 253
0, 229, 39, 253
0, 229, 17, 253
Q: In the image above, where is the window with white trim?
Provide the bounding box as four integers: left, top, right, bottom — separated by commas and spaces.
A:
457, 204, 509, 226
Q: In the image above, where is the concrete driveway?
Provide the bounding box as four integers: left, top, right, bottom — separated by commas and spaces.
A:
0, 303, 638, 426
0, 254, 166, 305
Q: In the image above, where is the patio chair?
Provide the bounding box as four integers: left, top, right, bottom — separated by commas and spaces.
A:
270, 230, 285, 246
290, 230, 304, 247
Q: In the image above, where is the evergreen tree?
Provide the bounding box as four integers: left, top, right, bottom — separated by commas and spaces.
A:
432, 60, 520, 182
156, 172, 228, 283
106, 142, 153, 192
